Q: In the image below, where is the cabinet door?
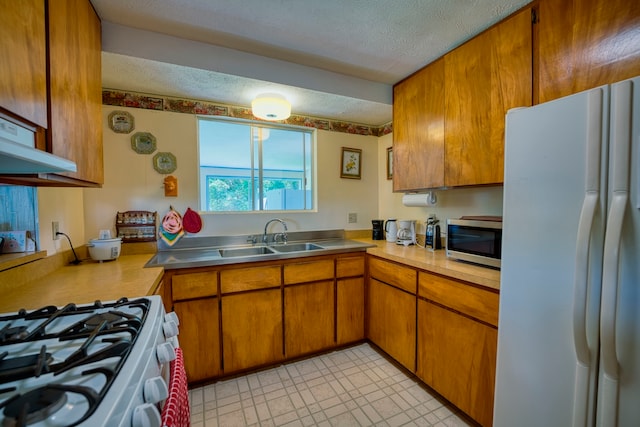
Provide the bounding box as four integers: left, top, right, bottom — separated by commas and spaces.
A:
284, 281, 334, 358
0, 0, 47, 127
172, 271, 218, 301
48, 0, 103, 185
283, 259, 333, 284
222, 289, 283, 373
393, 58, 445, 191
220, 265, 280, 293
417, 300, 497, 427
418, 271, 499, 327
538, 0, 640, 103
336, 254, 365, 278
174, 298, 221, 383
369, 257, 417, 293
444, 8, 532, 187
367, 278, 416, 371
337, 277, 364, 344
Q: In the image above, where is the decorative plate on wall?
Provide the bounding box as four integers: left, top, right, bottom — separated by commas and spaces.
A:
131, 132, 157, 154
107, 111, 135, 134
153, 152, 177, 174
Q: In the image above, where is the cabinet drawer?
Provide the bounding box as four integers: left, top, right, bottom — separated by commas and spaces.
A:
221, 265, 281, 294
336, 255, 365, 278
284, 259, 334, 285
172, 271, 218, 301
418, 272, 499, 327
369, 257, 417, 294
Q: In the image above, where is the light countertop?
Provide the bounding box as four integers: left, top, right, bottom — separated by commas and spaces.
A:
0, 254, 163, 313
0, 236, 499, 314
358, 238, 500, 291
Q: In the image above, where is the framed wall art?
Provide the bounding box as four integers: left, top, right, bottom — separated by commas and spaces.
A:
131, 132, 157, 154
386, 147, 393, 180
107, 110, 135, 134
153, 152, 177, 174
340, 147, 361, 179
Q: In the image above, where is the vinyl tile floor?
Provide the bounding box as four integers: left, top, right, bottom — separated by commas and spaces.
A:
189, 343, 476, 427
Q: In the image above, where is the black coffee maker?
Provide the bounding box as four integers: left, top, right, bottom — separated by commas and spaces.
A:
372, 219, 384, 240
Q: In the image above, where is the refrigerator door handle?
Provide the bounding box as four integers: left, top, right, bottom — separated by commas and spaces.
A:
571, 88, 604, 427
598, 79, 633, 427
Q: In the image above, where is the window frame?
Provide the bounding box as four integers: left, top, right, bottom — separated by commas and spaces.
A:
197, 116, 317, 214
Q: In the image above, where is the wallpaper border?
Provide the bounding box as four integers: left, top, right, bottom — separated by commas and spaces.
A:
102, 89, 392, 137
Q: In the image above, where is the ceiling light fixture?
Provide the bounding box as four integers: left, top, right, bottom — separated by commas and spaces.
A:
251, 93, 291, 121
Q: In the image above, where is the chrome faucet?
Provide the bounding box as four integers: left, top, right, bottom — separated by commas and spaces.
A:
263, 218, 288, 245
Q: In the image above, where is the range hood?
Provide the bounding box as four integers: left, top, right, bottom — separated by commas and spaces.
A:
0, 117, 76, 174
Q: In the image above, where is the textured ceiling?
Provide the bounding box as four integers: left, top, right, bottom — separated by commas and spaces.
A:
93, 0, 533, 126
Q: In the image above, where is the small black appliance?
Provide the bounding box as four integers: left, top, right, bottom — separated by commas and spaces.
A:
372, 219, 384, 240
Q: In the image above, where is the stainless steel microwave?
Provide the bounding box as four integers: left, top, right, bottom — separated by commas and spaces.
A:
446, 218, 502, 269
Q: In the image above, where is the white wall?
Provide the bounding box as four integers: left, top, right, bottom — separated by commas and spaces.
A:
377, 133, 504, 236
36, 106, 503, 253
38, 187, 85, 254
83, 106, 379, 238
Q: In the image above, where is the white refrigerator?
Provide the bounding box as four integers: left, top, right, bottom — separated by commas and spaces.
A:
494, 75, 640, 427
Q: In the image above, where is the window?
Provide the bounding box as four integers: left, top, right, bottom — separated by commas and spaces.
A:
198, 118, 315, 212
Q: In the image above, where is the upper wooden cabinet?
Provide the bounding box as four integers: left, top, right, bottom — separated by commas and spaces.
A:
0, 0, 103, 187
393, 58, 445, 191
47, 0, 103, 186
444, 8, 532, 187
0, 0, 48, 128
538, 0, 640, 103
393, 8, 532, 190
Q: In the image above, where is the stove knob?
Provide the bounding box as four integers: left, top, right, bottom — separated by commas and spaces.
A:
157, 341, 177, 364
132, 403, 161, 427
165, 311, 180, 326
144, 376, 169, 403
163, 319, 179, 338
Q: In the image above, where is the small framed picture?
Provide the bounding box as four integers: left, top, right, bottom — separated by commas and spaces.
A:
386, 147, 393, 180
340, 147, 362, 179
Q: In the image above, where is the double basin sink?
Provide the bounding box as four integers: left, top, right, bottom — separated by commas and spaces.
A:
145, 230, 375, 269
219, 242, 323, 258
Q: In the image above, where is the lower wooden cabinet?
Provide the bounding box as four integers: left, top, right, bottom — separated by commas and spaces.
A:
222, 289, 283, 373
174, 298, 221, 382
337, 277, 365, 344
417, 271, 499, 427
285, 280, 335, 358
367, 278, 416, 371
337, 255, 365, 345
417, 300, 497, 427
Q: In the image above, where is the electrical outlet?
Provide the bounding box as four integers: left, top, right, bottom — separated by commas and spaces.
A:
52, 221, 59, 240
348, 212, 357, 223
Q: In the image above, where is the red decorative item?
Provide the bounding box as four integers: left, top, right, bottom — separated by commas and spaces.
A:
161, 347, 190, 427
182, 207, 202, 233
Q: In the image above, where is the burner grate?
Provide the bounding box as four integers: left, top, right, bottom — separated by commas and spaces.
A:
0, 346, 52, 384
0, 297, 154, 426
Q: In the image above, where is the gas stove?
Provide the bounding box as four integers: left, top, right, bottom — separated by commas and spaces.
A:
0, 296, 181, 427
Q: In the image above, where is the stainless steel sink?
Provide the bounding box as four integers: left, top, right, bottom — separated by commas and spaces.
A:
219, 246, 276, 258
270, 243, 324, 253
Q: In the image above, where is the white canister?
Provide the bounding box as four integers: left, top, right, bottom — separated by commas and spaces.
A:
384, 219, 397, 242
87, 237, 122, 262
